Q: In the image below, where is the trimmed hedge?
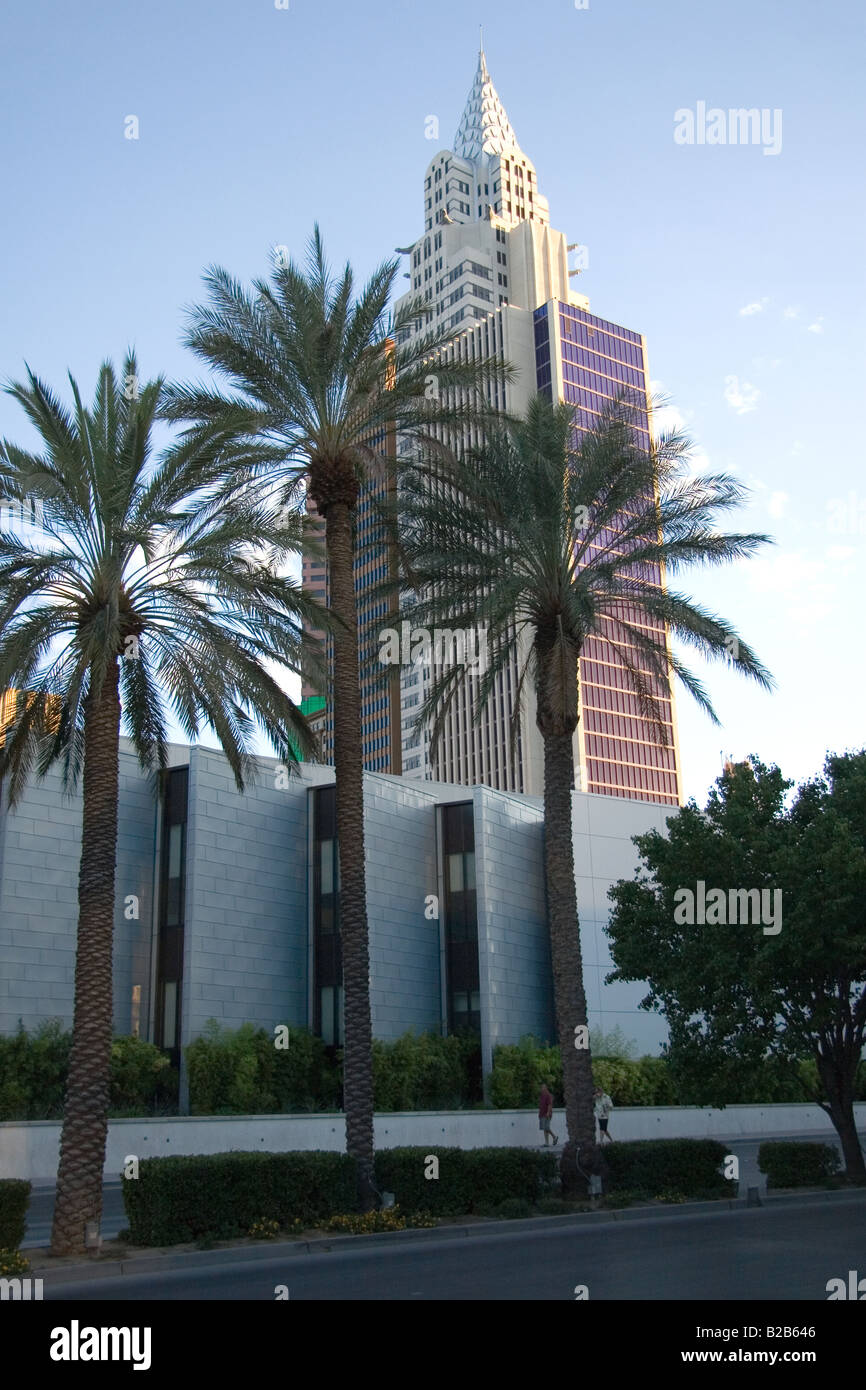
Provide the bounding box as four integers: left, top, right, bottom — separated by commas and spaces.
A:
373, 1146, 558, 1216
119, 1139, 742, 1245
757, 1141, 841, 1189
603, 1139, 733, 1197
0, 1179, 31, 1250
121, 1151, 357, 1246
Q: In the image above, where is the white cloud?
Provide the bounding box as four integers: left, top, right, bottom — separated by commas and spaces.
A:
723, 375, 760, 415
807, 317, 825, 334
688, 448, 713, 477
739, 297, 769, 316
745, 478, 787, 518
649, 379, 688, 439
649, 381, 712, 473
783, 306, 800, 320
651, 402, 686, 437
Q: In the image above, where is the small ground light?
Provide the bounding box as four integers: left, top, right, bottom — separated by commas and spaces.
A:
747, 1187, 761, 1207
589, 1175, 603, 1197
85, 1221, 102, 1254
382, 1192, 396, 1209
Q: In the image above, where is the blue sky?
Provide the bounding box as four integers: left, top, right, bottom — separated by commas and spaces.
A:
1, 0, 863, 805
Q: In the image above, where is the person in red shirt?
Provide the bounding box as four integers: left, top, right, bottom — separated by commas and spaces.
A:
538, 1083, 559, 1147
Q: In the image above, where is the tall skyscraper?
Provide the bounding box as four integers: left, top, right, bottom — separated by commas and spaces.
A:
305, 47, 681, 807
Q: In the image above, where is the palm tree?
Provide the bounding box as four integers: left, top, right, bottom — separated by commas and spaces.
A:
390, 391, 774, 1191
0, 354, 322, 1254
160, 228, 510, 1206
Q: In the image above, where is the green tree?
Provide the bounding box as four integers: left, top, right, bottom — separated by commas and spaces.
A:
0, 355, 319, 1253
607, 753, 866, 1182
160, 230, 508, 1206
390, 392, 772, 1191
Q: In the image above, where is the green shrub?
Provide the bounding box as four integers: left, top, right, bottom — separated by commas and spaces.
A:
495, 1197, 533, 1219
589, 1026, 638, 1059
374, 1146, 557, 1217
324, 1207, 437, 1234
636, 1056, 677, 1105
666, 1052, 862, 1107
489, 1037, 866, 1109
603, 1139, 732, 1198
110, 1036, 176, 1113
248, 1217, 281, 1240
489, 1036, 563, 1107
757, 1142, 841, 1189
0, 1249, 30, 1277
593, 1057, 650, 1106
0, 1021, 70, 1119
536, 1197, 572, 1215
0, 1180, 31, 1250
185, 1024, 481, 1116
121, 1151, 357, 1246
184, 1021, 340, 1115
0, 1022, 180, 1119
490, 1036, 677, 1108
372, 1031, 481, 1111
602, 1190, 635, 1209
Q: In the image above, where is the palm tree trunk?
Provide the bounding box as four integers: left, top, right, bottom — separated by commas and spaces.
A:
50, 659, 121, 1254
541, 725, 597, 1195
325, 500, 376, 1210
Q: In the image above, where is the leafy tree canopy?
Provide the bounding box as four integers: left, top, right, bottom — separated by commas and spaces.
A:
606, 752, 866, 1174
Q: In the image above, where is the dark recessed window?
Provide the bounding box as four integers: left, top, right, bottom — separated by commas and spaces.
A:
155, 767, 188, 1065
313, 786, 343, 1046
442, 802, 479, 1035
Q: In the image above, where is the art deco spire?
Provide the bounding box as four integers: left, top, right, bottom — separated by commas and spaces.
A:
453, 48, 520, 161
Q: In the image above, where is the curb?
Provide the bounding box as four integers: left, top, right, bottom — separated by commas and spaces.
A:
33, 1186, 866, 1287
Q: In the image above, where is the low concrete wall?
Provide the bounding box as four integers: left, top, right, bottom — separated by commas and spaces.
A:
4, 1103, 864, 1183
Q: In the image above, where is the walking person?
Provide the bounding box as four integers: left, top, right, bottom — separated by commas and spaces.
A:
594, 1086, 614, 1143
538, 1082, 559, 1147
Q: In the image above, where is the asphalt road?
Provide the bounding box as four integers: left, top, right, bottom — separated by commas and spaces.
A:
44, 1197, 866, 1300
